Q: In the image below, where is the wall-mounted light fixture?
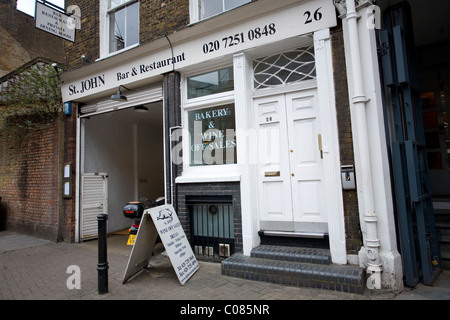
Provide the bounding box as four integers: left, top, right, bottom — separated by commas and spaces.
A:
110, 85, 130, 101
51, 63, 62, 79
134, 105, 148, 113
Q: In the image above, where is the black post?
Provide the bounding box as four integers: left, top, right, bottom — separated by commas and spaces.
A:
97, 214, 108, 294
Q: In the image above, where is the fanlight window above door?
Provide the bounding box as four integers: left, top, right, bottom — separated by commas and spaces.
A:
253, 45, 316, 90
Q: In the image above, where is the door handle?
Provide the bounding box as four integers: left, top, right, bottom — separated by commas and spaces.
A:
318, 134, 323, 159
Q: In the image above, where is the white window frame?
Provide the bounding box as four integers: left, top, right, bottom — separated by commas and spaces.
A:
178, 64, 240, 183
99, 0, 140, 60
189, 0, 251, 24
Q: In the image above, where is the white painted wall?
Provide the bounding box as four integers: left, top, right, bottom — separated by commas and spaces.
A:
83, 104, 164, 232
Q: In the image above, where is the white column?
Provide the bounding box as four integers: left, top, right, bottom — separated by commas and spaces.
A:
234, 52, 260, 255
314, 29, 347, 265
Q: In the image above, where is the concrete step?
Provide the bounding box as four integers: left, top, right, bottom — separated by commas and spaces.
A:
221, 245, 365, 294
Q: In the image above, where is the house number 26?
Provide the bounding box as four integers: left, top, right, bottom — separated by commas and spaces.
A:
304, 7, 323, 24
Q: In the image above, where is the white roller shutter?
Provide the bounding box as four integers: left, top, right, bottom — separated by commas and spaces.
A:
81, 173, 108, 240
79, 86, 163, 116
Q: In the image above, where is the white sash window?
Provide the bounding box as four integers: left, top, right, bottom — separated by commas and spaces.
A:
100, 0, 139, 58
190, 0, 250, 23
108, 0, 139, 53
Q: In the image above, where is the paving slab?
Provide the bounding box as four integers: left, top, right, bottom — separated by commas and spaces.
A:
0, 231, 449, 304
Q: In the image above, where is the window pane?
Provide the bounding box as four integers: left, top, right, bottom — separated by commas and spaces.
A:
188, 104, 237, 166
109, 1, 139, 53
199, 0, 250, 20
125, 2, 139, 47
224, 0, 249, 11
109, 0, 129, 10
199, 0, 222, 20
253, 45, 316, 90
187, 67, 234, 99
110, 9, 125, 52
109, 0, 123, 10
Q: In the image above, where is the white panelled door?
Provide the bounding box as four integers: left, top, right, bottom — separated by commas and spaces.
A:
255, 88, 327, 234
81, 173, 108, 240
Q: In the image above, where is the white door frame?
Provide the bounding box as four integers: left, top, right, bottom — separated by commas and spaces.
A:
235, 29, 347, 264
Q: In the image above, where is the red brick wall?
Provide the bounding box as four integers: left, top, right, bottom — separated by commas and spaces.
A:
0, 113, 63, 241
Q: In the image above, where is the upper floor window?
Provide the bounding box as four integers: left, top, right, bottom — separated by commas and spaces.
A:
108, 0, 139, 53
190, 0, 251, 23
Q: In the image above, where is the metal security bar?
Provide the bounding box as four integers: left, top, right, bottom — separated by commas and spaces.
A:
187, 196, 234, 260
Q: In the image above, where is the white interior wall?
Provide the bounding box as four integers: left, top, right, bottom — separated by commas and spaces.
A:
83, 102, 164, 232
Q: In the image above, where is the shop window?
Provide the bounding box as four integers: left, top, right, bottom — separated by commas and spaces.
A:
191, 0, 250, 22
253, 45, 316, 90
187, 66, 234, 99
108, 0, 139, 53
188, 104, 237, 166
421, 91, 449, 170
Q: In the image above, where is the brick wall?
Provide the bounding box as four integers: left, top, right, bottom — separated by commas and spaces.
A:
63, 0, 100, 71
64, 0, 190, 71
62, 103, 78, 242
0, 113, 63, 241
139, 0, 189, 43
63, 0, 258, 71
0, 0, 64, 77
331, 22, 362, 254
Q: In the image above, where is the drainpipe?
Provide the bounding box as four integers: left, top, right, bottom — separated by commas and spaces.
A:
334, 0, 382, 289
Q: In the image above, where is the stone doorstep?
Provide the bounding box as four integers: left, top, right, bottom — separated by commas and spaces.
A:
221, 245, 365, 294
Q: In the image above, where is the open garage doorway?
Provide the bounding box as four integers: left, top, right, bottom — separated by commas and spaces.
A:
80, 101, 165, 238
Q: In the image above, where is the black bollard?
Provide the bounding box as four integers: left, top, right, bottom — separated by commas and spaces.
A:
97, 214, 109, 294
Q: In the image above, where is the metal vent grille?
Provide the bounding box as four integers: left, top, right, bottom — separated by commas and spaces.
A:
187, 196, 235, 260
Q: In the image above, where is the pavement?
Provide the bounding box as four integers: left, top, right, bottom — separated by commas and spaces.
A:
1, 230, 449, 305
